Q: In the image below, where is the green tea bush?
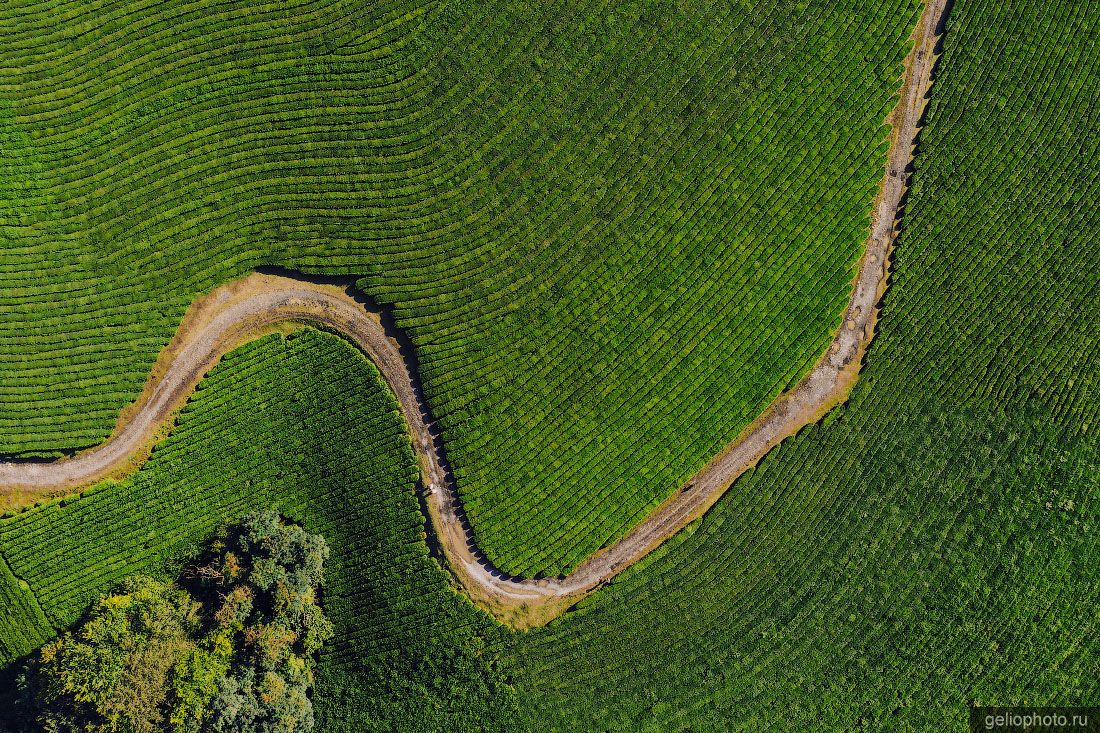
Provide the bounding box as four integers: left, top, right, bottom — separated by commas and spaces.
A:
504, 0, 1100, 728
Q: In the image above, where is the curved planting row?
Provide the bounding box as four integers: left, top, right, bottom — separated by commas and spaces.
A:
506, 0, 1100, 727
2, 0, 923, 577
0, 329, 519, 731
1, 0, 946, 625
0, 0, 1094, 728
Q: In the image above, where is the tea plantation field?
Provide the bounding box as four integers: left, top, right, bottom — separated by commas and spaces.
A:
505, 0, 1100, 728
0, 0, 1097, 730
1, 0, 922, 576
0, 329, 519, 732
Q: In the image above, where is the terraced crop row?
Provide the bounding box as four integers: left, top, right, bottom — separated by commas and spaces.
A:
2, 0, 1095, 728
2, 4, 1096, 725
503, 0, 1100, 727
0, 554, 51, 666
1, 0, 922, 576
0, 329, 517, 732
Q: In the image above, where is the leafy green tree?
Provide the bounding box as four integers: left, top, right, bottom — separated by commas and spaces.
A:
167, 629, 234, 733
199, 510, 334, 733
20, 510, 333, 733
28, 576, 200, 733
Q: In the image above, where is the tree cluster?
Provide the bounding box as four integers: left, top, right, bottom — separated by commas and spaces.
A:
17, 510, 333, 733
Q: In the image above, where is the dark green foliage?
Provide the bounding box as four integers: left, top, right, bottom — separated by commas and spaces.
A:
200, 510, 334, 733
0, 556, 51, 666
0, 0, 922, 576
2, 0, 1095, 730
502, 0, 1100, 729
209, 669, 311, 733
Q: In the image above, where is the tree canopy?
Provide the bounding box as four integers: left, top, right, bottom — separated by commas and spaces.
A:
17, 510, 333, 733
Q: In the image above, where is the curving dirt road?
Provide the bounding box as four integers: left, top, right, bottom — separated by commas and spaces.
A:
0, 0, 949, 627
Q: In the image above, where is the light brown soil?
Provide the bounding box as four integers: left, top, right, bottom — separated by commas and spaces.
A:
0, 0, 949, 628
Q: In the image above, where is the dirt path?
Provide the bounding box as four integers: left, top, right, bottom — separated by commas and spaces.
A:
0, 0, 948, 628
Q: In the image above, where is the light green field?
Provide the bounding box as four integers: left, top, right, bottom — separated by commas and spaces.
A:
1, 0, 1096, 730
1, 0, 921, 576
